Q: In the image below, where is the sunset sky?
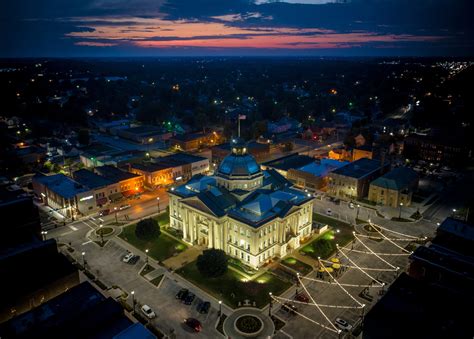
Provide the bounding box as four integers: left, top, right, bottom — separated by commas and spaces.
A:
1, 0, 473, 57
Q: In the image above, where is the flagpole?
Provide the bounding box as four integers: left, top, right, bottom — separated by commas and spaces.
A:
238, 116, 240, 138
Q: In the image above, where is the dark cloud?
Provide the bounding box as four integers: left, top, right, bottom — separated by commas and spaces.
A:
1, 0, 473, 56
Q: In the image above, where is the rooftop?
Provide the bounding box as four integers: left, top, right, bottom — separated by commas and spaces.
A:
437, 217, 474, 242
370, 167, 418, 190
95, 165, 142, 182
73, 169, 113, 189
331, 158, 386, 179
297, 158, 349, 177
171, 132, 207, 142
33, 174, 87, 198
263, 153, 314, 172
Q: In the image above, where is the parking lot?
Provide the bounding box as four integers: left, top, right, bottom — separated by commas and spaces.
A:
51, 222, 222, 339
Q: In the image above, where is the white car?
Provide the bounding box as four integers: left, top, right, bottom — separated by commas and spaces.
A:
349, 202, 355, 209
326, 208, 332, 216
141, 305, 156, 319
119, 204, 131, 211
335, 317, 352, 331
122, 252, 135, 263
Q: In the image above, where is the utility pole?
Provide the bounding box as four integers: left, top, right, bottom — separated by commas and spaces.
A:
268, 292, 273, 317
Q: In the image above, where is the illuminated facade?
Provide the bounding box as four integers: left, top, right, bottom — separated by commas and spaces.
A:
168, 140, 314, 268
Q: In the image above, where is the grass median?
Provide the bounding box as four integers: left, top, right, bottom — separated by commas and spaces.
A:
119, 221, 187, 262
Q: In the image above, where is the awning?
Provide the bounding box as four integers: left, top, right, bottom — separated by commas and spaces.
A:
109, 192, 124, 201
96, 197, 108, 206
122, 189, 142, 197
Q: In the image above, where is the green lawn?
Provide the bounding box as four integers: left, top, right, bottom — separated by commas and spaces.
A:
280, 257, 313, 275
153, 210, 170, 226
300, 213, 354, 259
119, 222, 187, 261
177, 261, 291, 308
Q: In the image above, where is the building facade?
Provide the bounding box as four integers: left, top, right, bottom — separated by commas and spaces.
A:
168, 140, 314, 269
368, 167, 418, 207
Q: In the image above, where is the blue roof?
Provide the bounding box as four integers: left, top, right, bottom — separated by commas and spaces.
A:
113, 323, 156, 339
34, 174, 87, 198
331, 158, 386, 179
73, 169, 113, 189
218, 154, 261, 176
298, 159, 349, 177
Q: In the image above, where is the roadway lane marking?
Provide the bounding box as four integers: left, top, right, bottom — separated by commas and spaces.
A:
82, 240, 92, 245
280, 330, 293, 338
60, 231, 73, 236
68, 225, 78, 231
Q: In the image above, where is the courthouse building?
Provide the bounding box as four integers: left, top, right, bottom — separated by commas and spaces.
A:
168, 140, 314, 268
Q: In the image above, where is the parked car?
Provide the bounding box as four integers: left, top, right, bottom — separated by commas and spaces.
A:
141, 305, 156, 319
122, 252, 135, 263
294, 293, 310, 303
184, 318, 202, 332
176, 288, 189, 300
281, 302, 298, 315
349, 202, 355, 209
335, 317, 352, 331
197, 301, 211, 314
326, 208, 332, 216
99, 209, 110, 216
123, 252, 140, 264
184, 292, 196, 305
128, 255, 140, 264
119, 204, 131, 211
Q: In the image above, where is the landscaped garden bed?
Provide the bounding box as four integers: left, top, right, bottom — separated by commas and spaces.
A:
280, 257, 312, 275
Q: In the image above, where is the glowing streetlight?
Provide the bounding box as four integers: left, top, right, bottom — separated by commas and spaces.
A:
156, 197, 160, 213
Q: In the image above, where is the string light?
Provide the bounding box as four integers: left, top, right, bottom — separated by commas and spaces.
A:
355, 233, 416, 242
369, 221, 412, 253
296, 274, 341, 332
352, 234, 398, 268
273, 295, 363, 309
344, 248, 410, 256
301, 275, 384, 288
374, 224, 424, 239
316, 260, 365, 307
271, 296, 341, 334
318, 259, 398, 272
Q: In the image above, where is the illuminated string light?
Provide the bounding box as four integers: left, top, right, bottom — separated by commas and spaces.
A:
318, 259, 397, 272
374, 224, 424, 239
355, 233, 416, 242
318, 259, 369, 306
273, 295, 363, 309
271, 296, 341, 333
352, 234, 398, 268
296, 274, 340, 332
300, 275, 383, 288
369, 222, 412, 253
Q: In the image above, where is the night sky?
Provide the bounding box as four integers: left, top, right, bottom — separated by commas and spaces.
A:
1, 0, 473, 57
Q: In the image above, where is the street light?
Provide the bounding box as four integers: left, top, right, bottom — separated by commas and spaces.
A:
114, 206, 118, 223
131, 290, 136, 313
156, 197, 160, 214
356, 204, 361, 219
268, 292, 273, 317
452, 208, 457, 217
399, 202, 403, 219
99, 223, 104, 245
145, 249, 149, 267
41, 230, 48, 241
81, 251, 86, 267
218, 300, 222, 317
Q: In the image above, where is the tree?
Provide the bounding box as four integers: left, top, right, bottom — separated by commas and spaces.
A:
78, 129, 90, 145
135, 218, 160, 240
196, 249, 228, 278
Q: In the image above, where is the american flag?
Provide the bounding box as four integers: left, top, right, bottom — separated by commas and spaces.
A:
238, 114, 246, 120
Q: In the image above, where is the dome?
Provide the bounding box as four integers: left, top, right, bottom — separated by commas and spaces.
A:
218, 153, 261, 177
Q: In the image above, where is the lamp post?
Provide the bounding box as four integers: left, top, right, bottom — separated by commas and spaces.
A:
131, 290, 136, 314
156, 197, 160, 214
452, 208, 456, 217
145, 249, 149, 267
218, 300, 222, 317
356, 204, 360, 219
81, 251, 86, 267
114, 206, 118, 223
268, 292, 273, 317
99, 223, 104, 245
399, 202, 403, 219
296, 273, 300, 295
41, 230, 48, 241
